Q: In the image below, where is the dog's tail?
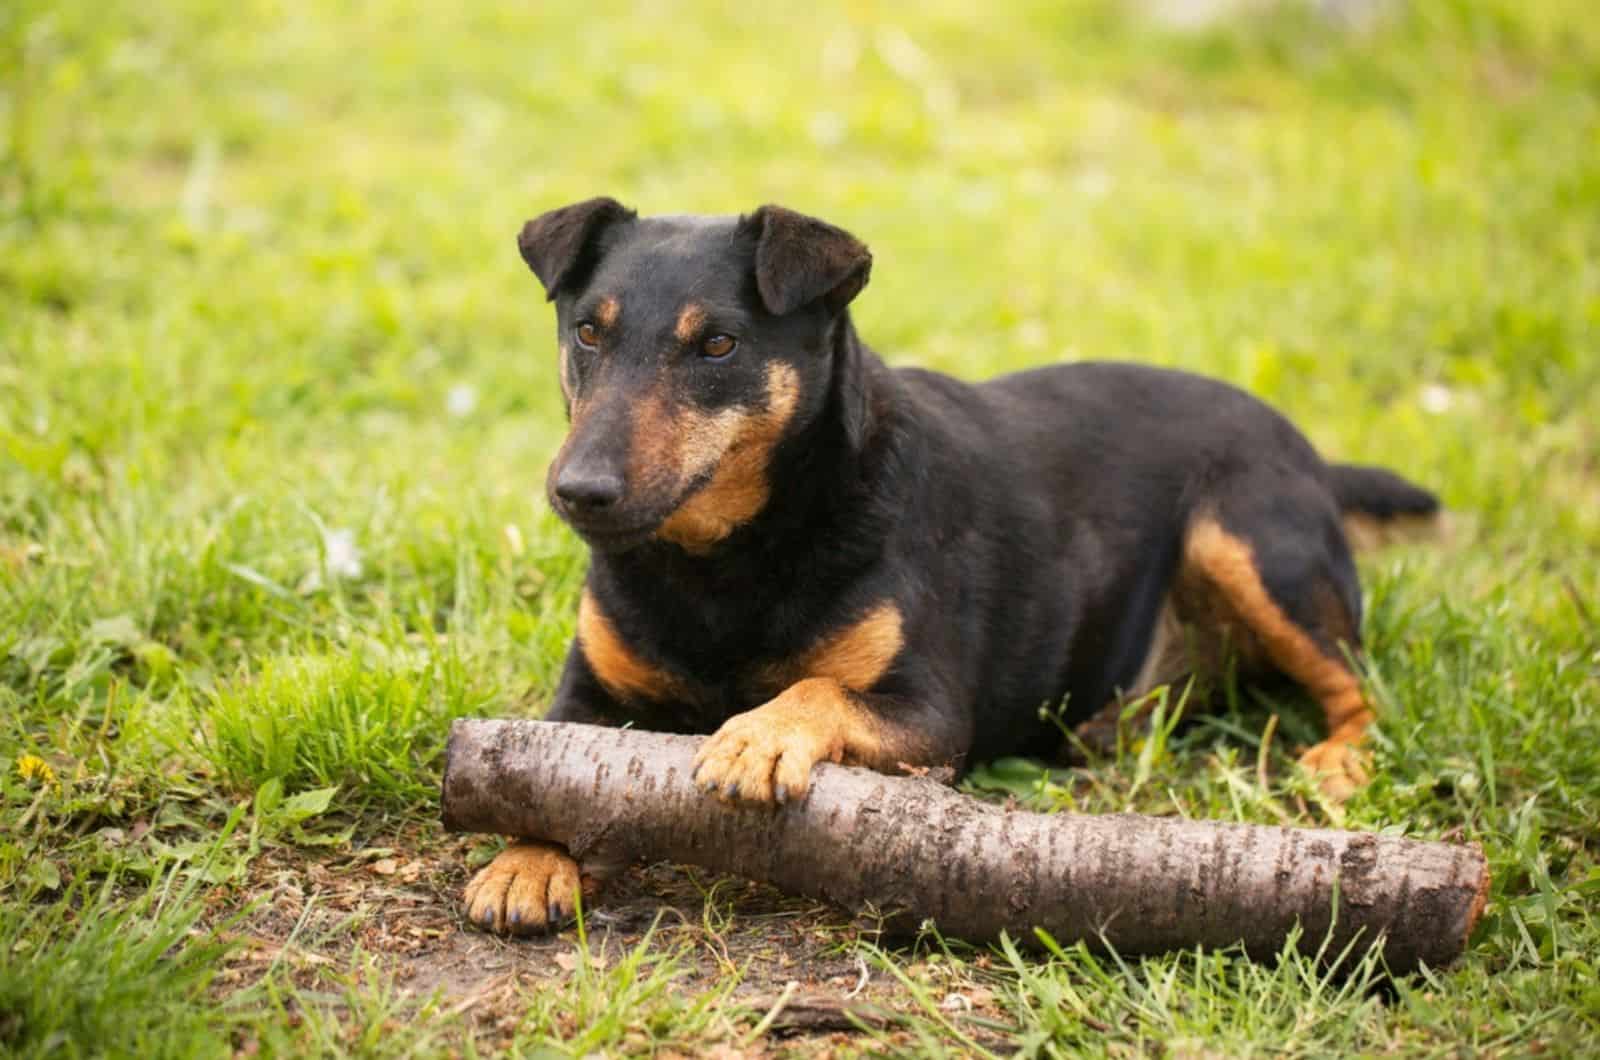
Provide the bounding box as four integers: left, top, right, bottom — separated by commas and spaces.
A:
1329, 462, 1446, 550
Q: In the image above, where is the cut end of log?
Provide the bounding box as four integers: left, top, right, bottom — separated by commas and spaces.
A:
1466, 850, 1493, 941
439, 720, 467, 833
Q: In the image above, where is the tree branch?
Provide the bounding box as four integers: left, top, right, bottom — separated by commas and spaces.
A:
441, 719, 1489, 974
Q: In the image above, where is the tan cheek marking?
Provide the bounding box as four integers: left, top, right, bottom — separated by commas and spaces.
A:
558, 343, 573, 406
762, 602, 903, 693
594, 296, 620, 328
656, 363, 801, 553
577, 590, 685, 704
624, 389, 737, 498
674, 303, 706, 344
1182, 517, 1372, 749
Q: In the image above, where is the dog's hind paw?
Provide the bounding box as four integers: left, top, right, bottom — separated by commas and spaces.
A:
1298, 739, 1371, 804
462, 840, 582, 936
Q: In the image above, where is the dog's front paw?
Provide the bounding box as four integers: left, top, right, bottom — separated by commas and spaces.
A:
1298, 739, 1370, 804
462, 840, 582, 935
692, 710, 830, 805
693, 679, 866, 805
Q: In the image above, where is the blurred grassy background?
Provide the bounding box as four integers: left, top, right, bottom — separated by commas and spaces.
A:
3, 0, 1598, 1054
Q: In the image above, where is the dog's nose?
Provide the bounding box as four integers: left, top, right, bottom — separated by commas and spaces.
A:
554, 468, 625, 512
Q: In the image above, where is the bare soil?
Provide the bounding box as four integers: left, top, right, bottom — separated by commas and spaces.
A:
207, 825, 1012, 1054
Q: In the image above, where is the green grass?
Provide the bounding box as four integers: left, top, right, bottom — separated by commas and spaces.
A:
0, 864, 241, 1057
3, 0, 1598, 1054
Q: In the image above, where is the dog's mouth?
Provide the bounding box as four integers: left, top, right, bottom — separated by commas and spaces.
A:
549, 463, 720, 555
547, 497, 663, 554
568, 520, 658, 554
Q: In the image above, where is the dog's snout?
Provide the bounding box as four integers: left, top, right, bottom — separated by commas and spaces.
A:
554, 466, 625, 512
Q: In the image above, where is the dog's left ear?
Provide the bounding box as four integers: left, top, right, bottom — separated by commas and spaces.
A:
741, 205, 872, 317
518, 197, 637, 301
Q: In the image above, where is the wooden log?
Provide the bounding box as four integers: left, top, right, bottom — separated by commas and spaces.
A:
440, 719, 1489, 974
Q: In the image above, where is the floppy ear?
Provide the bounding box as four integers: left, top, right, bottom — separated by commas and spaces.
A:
517, 197, 636, 300
740, 205, 872, 317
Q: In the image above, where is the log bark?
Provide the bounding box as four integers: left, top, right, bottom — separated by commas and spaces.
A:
440, 719, 1489, 974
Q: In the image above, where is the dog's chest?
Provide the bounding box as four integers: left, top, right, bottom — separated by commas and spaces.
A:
584, 595, 905, 722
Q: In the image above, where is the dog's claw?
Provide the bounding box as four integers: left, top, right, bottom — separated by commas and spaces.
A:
774, 783, 788, 804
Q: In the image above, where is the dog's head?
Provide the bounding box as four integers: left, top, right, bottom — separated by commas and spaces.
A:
519, 198, 872, 554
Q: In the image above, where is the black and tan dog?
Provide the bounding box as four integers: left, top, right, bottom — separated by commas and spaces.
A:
461, 199, 1440, 935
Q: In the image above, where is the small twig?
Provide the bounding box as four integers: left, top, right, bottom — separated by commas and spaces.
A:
745, 980, 800, 1043
14, 785, 50, 833
443, 972, 520, 1019
845, 953, 870, 999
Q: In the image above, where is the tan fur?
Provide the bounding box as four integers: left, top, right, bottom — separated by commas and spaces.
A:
691, 677, 897, 802
760, 602, 904, 694
655, 363, 800, 553
557, 343, 572, 406
1183, 516, 1372, 799
577, 589, 685, 704
461, 839, 584, 935
595, 295, 620, 328
674, 302, 706, 343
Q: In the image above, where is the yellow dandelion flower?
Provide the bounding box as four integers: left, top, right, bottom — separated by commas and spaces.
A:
16, 754, 59, 789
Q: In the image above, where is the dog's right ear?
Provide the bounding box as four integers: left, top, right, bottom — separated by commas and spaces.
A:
517, 197, 636, 301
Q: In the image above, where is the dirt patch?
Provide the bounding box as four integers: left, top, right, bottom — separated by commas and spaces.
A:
206, 826, 1011, 1053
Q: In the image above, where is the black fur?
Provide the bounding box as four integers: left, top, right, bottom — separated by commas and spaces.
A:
518, 197, 637, 300
522, 201, 1438, 775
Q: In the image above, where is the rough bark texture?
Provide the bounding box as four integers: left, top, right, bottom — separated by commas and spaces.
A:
441, 719, 1489, 974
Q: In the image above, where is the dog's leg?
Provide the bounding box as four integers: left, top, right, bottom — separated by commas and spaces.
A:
691, 678, 962, 805
463, 649, 630, 935
1181, 491, 1372, 803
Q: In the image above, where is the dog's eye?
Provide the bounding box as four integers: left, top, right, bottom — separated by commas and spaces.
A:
702, 334, 737, 361
574, 322, 600, 350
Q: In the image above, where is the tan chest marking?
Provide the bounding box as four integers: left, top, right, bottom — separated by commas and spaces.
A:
757, 601, 904, 694
577, 590, 686, 704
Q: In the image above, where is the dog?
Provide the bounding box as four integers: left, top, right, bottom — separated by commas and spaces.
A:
461, 199, 1441, 935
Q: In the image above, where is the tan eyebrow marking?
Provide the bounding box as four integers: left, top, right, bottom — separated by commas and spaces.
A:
674, 303, 706, 343
595, 296, 620, 328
